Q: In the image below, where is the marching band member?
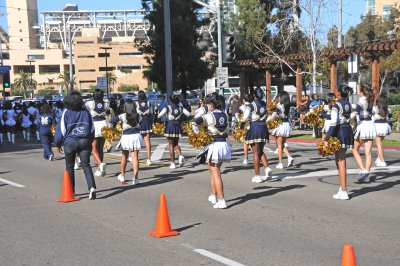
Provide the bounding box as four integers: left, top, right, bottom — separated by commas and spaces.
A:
324, 85, 354, 200
193, 93, 231, 209
352, 85, 377, 183
110, 100, 143, 184
36, 103, 55, 161
137, 91, 153, 165
373, 94, 391, 167
4, 101, 17, 144
267, 91, 294, 169
157, 95, 191, 169
241, 88, 272, 183
85, 89, 109, 177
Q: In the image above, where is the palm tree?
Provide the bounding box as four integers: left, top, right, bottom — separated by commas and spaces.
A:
14, 71, 37, 98
103, 72, 117, 92
58, 71, 76, 94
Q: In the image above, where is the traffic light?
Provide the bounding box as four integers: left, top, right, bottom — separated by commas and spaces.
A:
3, 70, 10, 88
223, 34, 236, 63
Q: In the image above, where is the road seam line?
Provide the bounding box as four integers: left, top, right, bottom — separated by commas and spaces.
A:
0, 178, 25, 188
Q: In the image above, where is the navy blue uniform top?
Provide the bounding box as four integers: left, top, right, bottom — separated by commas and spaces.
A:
194, 110, 228, 142
54, 108, 95, 147
110, 113, 140, 135
325, 99, 352, 141
36, 114, 55, 135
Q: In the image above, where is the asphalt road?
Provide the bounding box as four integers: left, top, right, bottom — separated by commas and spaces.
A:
1, 136, 399, 266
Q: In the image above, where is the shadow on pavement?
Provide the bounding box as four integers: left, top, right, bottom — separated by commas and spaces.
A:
0, 171, 12, 175
350, 171, 400, 198
175, 223, 201, 233
226, 184, 306, 209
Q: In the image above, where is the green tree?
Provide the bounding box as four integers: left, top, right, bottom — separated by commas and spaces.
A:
118, 84, 139, 93
103, 72, 118, 91
380, 50, 400, 90
58, 71, 76, 94
13, 71, 37, 98
36, 87, 58, 97
138, 0, 214, 94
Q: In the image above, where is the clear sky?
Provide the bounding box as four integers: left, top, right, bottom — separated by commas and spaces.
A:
0, 0, 365, 35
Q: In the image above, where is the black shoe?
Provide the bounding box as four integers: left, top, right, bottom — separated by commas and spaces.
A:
89, 187, 96, 200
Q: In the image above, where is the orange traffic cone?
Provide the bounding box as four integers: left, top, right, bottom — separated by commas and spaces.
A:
57, 171, 79, 203
342, 244, 356, 266
149, 194, 179, 238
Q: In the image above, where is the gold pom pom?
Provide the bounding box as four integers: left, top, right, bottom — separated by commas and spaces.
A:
266, 117, 281, 130
50, 125, 56, 135
234, 128, 247, 143
188, 124, 213, 148
317, 137, 341, 156
182, 121, 194, 135
152, 122, 165, 136
268, 101, 278, 114
101, 126, 121, 142
304, 107, 324, 129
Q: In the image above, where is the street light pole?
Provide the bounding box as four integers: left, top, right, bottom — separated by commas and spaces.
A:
68, 24, 74, 91
26, 59, 35, 98
100, 47, 112, 98
163, 0, 173, 97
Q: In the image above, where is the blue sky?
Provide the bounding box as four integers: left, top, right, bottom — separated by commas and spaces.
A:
0, 0, 365, 35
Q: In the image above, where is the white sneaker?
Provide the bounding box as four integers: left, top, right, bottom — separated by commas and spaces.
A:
276, 163, 283, 169
100, 163, 107, 177
49, 154, 54, 161
262, 167, 272, 181
178, 155, 185, 167
128, 156, 132, 162
377, 161, 387, 167
94, 169, 102, 177
375, 158, 380, 165
333, 187, 349, 200
242, 158, 248, 165
358, 170, 370, 183
74, 163, 79, 170
251, 175, 263, 183
132, 179, 140, 185
146, 159, 152, 166
117, 174, 125, 182
287, 156, 294, 167
169, 162, 176, 169
274, 148, 279, 154
213, 199, 227, 209
208, 194, 217, 205
89, 187, 96, 200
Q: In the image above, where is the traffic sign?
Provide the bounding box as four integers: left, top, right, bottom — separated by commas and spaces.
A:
216, 67, 228, 88
97, 77, 107, 90
0, 65, 11, 74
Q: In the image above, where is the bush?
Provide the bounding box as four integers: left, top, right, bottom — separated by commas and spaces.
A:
388, 93, 400, 105
391, 106, 400, 132
118, 84, 139, 92
36, 87, 58, 97
120, 68, 132, 74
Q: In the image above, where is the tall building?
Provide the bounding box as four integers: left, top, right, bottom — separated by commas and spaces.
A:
366, 0, 400, 19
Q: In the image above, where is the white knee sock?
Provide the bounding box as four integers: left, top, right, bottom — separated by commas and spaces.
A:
0, 133, 3, 142
36, 131, 40, 140
27, 131, 30, 141
11, 134, 15, 144
23, 130, 26, 140
7, 132, 11, 142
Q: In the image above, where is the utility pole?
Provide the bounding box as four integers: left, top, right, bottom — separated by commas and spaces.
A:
163, 0, 173, 97
26, 59, 35, 98
68, 24, 74, 91
100, 47, 112, 98
337, 0, 343, 87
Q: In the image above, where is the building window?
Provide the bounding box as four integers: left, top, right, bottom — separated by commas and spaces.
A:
77, 55, 95, 58
118, 64, 143, 71
98, 53, 110, 57
80, 80, 96, 83
367, 0, 375, 15
383, 5, 393, 20
77, 41, 95, 44
119, 52, 143, 56
99, 67, 115, 71
14, 65, 35, 74
28, 54, 45, 60
78, 69, 96, 72
39, 65, 61, 74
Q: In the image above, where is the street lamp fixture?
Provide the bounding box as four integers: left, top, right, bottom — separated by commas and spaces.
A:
100, 46, 112, 98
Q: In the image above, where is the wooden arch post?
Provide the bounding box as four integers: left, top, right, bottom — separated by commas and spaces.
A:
296, 65, 302, 105
371, 57, 380, 97
330, 61, 338, 93
265, 69, 272, 104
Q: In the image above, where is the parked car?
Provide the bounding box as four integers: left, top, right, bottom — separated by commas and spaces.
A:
107, 93, 123, 101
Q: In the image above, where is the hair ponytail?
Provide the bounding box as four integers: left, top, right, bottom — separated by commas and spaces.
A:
124, 100, 139, 127
360, 84, 374, 106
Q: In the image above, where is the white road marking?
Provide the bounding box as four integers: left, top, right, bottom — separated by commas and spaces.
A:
277, 166, 400, 180
150, 144, 167, 162
181, 244, 245, 266
0, 178, 25, 188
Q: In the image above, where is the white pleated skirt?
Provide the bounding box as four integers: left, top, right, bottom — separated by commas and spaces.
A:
322, 120, 331, 133
374, 122, 391, 137
120, 133, 144, 151
272, 122, 291, 137
206, 142, 231, 164
5, 120, 16, 126
21, 121, 32, 128
94, 120, 109, 138
354, 120, 376, 140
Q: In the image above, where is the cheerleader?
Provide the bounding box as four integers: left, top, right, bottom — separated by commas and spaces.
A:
19, 106, 33, 141
157, 95, 191, 169
85, 89, 109, 177
27, 102, 40, 142
193, 94, 231, 209
241, 88, 272, 182
324, 85, 354, 200
36, 103, 55, 160
3, 101, 17, 144
235, 96, 250, 165
321, 93, 336, 141
110, 100, 143, 184
267, 91, 294, 169
137, 91, 153, 165
352, 85, 376, 183
194, 98, 208, 119
373, 94, 391, 167
0, 104, 4, 143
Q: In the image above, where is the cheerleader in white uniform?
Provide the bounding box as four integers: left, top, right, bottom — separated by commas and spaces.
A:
193, 94, 231, 209
373, 94, 391, 167
0, 105, 4, 143
352, 85, 376, 183
267, 91, 294, 169
241, 89, 272, 182
321, 93, 336, 142
137, 91, 153, 165
110, 100, 143, 184
27, 102, 40, 142
157, 95, 191, 169
325, 85, 354, 200
19, 106, 33, 141
235, 97, 250, 165
3, 101, 17, 144
85, 89, 109, 177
